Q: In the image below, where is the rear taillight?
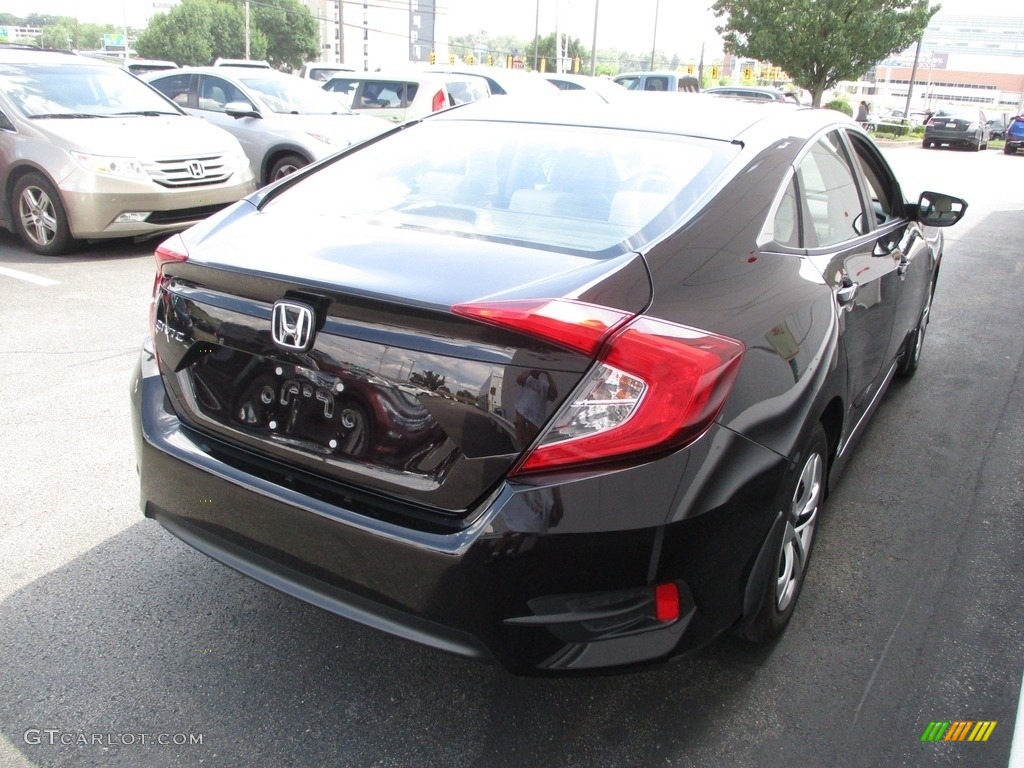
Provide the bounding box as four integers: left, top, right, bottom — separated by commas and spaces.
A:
452, 299, 745, 474
149, 233, 189, 336
431, 89, 447, 112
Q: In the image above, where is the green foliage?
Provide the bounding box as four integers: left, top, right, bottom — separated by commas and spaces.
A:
135, 0, 320, 69
249, 0, 319, 71
824, 98, 853, 116
712, 0, 937, 107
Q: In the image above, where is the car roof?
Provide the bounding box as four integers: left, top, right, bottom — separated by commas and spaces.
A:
434, 91, 830, 145
150, 66, 291, 79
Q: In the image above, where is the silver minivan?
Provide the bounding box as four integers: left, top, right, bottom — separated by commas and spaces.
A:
0, 48, 255, 255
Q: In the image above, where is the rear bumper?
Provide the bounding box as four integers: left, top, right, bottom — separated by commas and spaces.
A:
131, 340, 789, 673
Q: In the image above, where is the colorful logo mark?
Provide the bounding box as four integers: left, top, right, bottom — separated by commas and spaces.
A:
921, 721, 997, 742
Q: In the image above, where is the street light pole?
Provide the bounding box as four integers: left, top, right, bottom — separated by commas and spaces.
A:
649, 0, 659, 71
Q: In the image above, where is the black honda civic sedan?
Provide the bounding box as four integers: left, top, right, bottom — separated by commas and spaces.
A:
131, 93, 966, 673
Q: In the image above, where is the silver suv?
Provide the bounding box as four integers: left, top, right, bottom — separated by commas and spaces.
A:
0, 48, 255, 255
146, 67, 388, 185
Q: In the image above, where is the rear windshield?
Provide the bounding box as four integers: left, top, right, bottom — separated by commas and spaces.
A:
0, 62, 178, 117
265, 120, 736, 256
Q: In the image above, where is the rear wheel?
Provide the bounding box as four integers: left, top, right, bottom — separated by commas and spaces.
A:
741, 423, 827, 643
12, 172, 76, 256
1005, 144, 1016, 155
922, 139, 931, 148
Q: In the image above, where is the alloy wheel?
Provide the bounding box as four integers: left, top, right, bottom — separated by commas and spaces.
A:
776, 451, 823, 612
18, 184, 59, 248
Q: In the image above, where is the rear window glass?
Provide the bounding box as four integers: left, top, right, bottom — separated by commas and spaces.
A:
265, 120, 737, 256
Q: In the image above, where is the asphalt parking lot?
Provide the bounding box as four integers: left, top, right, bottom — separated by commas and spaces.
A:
0, 145, 1022, 768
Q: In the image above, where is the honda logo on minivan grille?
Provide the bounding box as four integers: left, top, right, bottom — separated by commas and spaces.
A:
271, 301, 316, 351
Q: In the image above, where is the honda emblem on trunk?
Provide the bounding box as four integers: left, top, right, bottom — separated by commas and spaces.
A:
271, 301, 316, 351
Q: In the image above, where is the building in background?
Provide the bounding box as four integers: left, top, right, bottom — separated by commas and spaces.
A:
299, 0, 443, 71
856, 13, 1024, 115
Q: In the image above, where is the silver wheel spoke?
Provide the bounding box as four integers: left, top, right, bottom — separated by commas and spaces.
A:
776, 451, 822, 612
20, 187, 57, 246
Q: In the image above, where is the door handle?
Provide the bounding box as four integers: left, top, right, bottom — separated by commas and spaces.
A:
836, 280, 859, 306
897, 253, 911, 277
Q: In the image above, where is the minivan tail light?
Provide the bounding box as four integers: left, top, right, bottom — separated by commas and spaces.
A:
431, 89, 447, 112
452, 299, 745, 474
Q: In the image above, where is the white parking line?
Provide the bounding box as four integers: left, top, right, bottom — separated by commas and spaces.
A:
1010, 669, 1024, 767
0, 266, 59, 286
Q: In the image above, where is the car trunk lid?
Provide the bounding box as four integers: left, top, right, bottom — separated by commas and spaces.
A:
152, 215, 652, 518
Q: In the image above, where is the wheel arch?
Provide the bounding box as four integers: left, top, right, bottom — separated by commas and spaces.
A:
2, 162, 63, 231
261, 146, 313, 185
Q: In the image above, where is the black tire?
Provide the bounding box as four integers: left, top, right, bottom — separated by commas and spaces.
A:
267, 153, 307, 184
1005, 144, 1015, 155
11, 172, 76, 256
896, 277, 935, 379
741, 423, 827, 643
922, 139, 931, 148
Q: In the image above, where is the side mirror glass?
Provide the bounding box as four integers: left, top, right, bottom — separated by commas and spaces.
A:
917, 191, 967, 227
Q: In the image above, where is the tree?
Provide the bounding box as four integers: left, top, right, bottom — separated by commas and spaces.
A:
249, 0, 319, 71
712, 0, 937, 107
135, 0, 268, 65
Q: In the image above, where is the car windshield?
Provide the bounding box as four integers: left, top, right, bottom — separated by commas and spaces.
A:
240, 74, 354, 115
265, 120, 736, 256
0, 62, 179, 118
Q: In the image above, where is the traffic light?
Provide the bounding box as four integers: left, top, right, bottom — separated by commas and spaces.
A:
487, 54, 493, 66
429, 51, 435, 65
448, 54, 455, 65
573, 56, 580, 73
743, 66, 753, 81
686, 64, 695, 75
710, 65, 720, 79
466, 53, 474, 65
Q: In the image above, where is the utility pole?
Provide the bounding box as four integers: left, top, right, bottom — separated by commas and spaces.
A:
589, 0, 599, 76
245, 0, 251, 60
533, 0, 540, 71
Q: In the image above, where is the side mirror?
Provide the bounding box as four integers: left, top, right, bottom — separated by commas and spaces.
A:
915, 191, 967, 227
225, 101, 260, 119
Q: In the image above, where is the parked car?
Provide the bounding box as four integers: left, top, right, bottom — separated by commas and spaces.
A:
541, 72, 627, 101
922, 107, 989, 150
123, 58, 178, 76
0, 48, 254, 255
705, 85, 798, 103
424, 66, 559, 98
132, 93, 966, 673
322, 70, 490, 123
213, 58, 272, 69
145, 66, 388, 185
613, 71, 700, 92
1005, 115, 1024, 155
986, 117, 1007, 140
297, 62, 355, 82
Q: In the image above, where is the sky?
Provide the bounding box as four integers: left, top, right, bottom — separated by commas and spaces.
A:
3, 0, 1014, 60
